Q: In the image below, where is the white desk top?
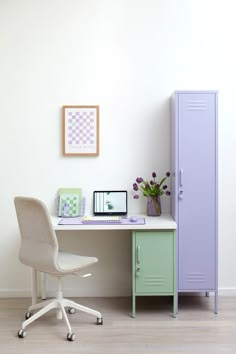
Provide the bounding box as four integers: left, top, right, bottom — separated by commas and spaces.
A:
51, 214, 177, 231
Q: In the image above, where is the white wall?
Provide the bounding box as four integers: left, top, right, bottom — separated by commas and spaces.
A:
0, 0, 235, 297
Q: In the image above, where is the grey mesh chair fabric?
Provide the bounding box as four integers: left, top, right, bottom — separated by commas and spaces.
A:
14, 196, 103, 341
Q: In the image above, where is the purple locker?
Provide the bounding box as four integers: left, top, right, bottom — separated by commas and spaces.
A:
171, 91, 218, 313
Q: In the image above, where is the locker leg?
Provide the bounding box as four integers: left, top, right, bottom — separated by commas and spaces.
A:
176, 293, 179, 314
214, 291, 218, 314
132, 294, 136, 318
173, 294, 177, 318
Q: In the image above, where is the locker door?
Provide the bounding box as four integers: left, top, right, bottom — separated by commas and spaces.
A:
178, 92, 217, 290
135, 232, 174, 293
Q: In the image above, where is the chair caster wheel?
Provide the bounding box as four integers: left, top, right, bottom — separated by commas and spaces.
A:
18, 329, 26, 338
97, 317, 103, 325
67, 333, 76, 341
25, 311, 33, 320
68, 307, 76, 314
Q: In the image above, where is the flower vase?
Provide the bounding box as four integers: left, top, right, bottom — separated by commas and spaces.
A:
147, 195, 161, 216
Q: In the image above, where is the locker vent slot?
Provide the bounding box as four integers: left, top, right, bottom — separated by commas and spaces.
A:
187, 273, 206, 283
144, 276, 164, 286
187, 100, 206, 111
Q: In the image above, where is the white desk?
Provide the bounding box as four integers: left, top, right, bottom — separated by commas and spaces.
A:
40, 214, 177, 317
51, 214, 176, 231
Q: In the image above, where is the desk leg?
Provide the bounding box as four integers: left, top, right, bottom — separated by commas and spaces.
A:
41, 272, 47, 300
31, 268, 37, 306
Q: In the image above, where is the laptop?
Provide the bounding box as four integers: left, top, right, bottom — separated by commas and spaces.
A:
93, 191, 128, 216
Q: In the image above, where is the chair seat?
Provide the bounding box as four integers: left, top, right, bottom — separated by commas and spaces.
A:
58, 252, 98, 273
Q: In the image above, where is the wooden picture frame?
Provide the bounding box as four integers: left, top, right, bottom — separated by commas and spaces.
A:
63, 105, 99, 156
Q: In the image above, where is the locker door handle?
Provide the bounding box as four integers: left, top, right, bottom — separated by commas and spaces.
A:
137, 246, 141, 264
136, 246, 141, 273
180, 169, 184, 187
179, 169, 184, 199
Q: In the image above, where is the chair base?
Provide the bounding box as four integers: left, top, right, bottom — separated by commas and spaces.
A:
19, 289, 103, 340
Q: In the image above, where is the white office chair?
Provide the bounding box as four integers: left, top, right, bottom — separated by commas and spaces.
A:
14, 196, 103, 341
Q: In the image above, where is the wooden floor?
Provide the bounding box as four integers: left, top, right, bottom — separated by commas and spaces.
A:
1, 296, 236, 353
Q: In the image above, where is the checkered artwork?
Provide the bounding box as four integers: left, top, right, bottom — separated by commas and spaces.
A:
63, 106, 99, 156
67, 111, 95, 145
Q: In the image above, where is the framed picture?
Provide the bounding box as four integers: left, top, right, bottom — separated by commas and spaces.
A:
63, 105, 99, 156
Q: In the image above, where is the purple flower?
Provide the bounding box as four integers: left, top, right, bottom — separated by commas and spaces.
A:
132, 171, 171, 200
136, 177, 143, 184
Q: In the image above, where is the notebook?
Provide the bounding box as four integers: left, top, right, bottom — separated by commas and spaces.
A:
57, 188, 83, 217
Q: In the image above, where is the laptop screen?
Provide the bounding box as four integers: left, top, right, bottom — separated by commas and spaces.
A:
93, 191, 128, 215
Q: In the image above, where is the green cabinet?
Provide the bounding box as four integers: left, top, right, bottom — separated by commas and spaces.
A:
132, 231, 176, 318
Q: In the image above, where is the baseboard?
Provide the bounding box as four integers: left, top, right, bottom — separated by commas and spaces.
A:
0, 290, 31, 298
1, 287, 236, 298
218, 288, 236, 296
177, 289, 236, 296
45, 288, 132, 297
0, 288, 132, 298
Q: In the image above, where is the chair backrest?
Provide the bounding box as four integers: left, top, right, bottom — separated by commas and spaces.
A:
14, 196, 60, 274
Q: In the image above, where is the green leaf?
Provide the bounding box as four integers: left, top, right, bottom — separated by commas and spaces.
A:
159, 177, 167, 187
